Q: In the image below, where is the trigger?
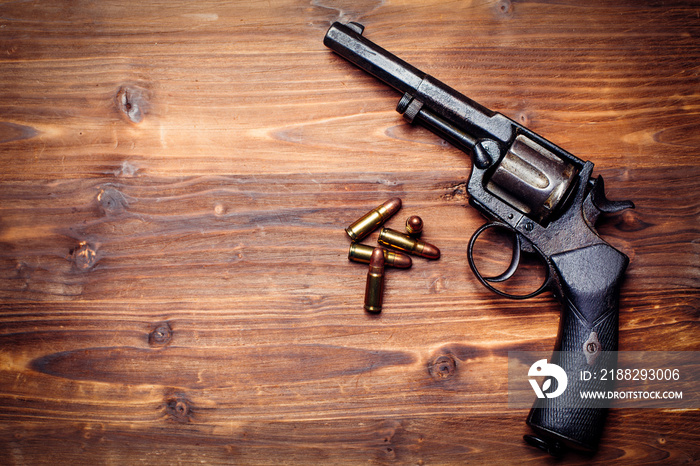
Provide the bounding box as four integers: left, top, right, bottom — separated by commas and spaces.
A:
584, 176, 635, 225
485, 232, 521, 283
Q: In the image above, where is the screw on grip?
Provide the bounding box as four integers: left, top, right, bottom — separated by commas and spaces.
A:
467, 222, 550, 300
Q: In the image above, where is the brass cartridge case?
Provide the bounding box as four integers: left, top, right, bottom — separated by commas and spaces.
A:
405, 215, 423, 237
348, 243, 412, 268
345, 197, 401, 241
364, 248, 385, 313
378, 227, 440, 259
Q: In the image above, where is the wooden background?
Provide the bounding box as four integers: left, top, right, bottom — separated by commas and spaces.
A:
1, 0, 698, 464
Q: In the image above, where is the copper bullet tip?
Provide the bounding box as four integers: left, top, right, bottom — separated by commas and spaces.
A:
405, 215, 423, 236
368, 247, 385, 272
421, 242, 440, 260
383, 197, 402, 215
390, 251, 413, 269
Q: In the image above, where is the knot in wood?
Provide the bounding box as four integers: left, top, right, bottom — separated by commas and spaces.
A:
70, 241, 98, 271
428, 354, 457, 380
114, 161, 139, 177
618, 210, 651, 233
97, 186, 128, 215
165, 395, 192, 423
518, 111, 532, 127
149, 322, 172, 346
496, 0, 514, 17
116, 84, 150, 124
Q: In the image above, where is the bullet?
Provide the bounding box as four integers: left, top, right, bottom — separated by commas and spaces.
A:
405, 215, 423, 237
378, 227, 440, 259
364, 248, 385, 313
345, 197, 402, 241
348, 243, 412, 268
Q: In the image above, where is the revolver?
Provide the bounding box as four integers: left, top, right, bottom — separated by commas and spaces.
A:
324, 22, 634, 455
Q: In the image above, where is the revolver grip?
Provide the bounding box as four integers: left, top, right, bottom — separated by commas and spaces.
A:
527, 243, 628, 453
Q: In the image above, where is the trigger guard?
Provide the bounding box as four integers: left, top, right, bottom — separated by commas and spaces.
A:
467, 223, 550, 300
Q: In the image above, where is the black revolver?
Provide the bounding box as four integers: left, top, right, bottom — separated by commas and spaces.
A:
324, 22, 634, 455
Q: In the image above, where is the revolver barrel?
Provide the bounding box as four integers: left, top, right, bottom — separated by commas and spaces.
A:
324, 22, 514, 147
323, 22, 424, 95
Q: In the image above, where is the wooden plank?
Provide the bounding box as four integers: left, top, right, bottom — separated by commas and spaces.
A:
0, 412, 698, 464
0, 0, 698, 463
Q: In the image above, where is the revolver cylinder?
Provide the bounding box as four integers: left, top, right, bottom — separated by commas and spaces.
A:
486, 135, 579, 223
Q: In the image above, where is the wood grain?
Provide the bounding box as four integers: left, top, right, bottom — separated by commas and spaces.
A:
1, 0, 698, 464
